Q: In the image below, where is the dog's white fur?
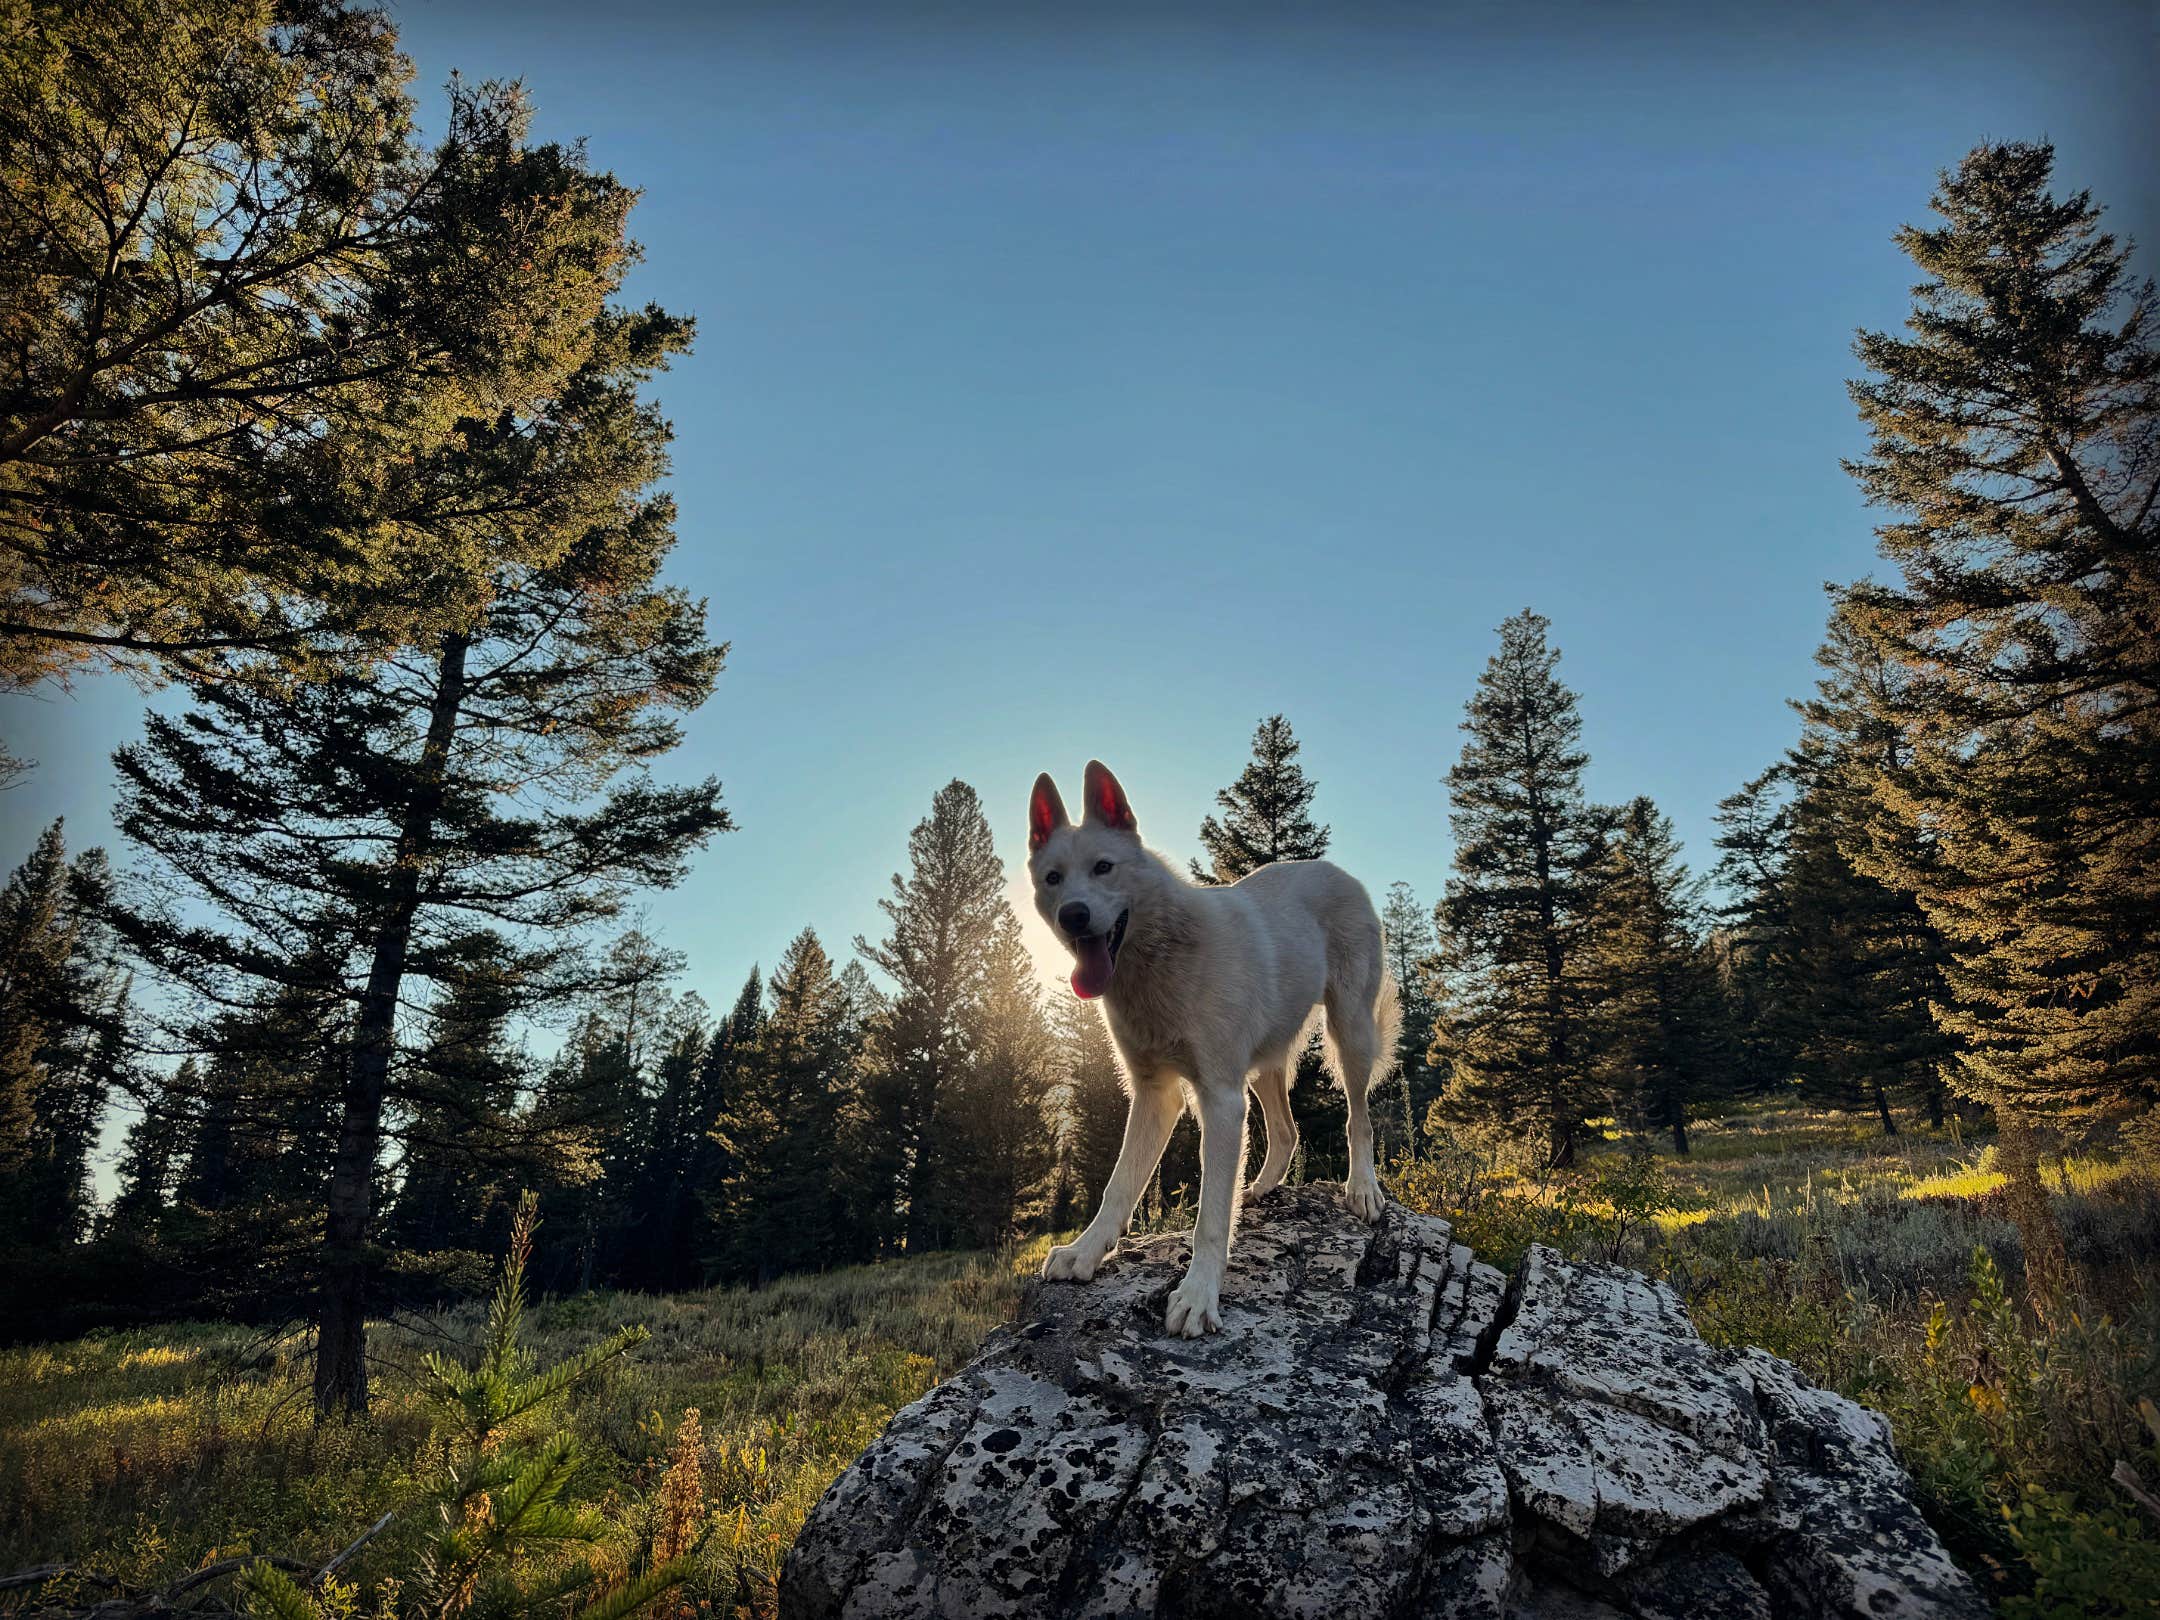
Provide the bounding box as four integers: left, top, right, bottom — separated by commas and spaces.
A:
1027, 761, 1401, 1338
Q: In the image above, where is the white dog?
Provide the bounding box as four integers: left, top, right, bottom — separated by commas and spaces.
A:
1027, 761, 1400, 1338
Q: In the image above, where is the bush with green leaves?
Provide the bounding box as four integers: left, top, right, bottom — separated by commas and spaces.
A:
1690, 1244, 2160, 1612
2000, 1480, 2160, 1620
239, 1194, 701, 1620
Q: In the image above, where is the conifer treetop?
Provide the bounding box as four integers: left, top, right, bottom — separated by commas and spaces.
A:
1192, 715, 1331, 884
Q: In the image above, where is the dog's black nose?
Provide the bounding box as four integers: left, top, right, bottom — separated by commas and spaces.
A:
1058, 901, 1092, 937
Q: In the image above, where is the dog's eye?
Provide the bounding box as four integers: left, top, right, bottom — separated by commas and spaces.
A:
1045, 871, 1063, 887
1093, 860, 1114, 876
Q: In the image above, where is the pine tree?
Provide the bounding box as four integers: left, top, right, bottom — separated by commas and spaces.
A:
1583, 798, 1724, 1154
389, 940, 531, 1270
1183, 716, 1341, 1187
1380, 881, 1443, 1159
1838, 141, 2158, 1125
2, 4, 656, 687
527, 1008, 656, 1298
687, 968, 762, 1278
105, 1059, 196, 1241
854, 781, 1009, 1253
1054, 995, 1128, 1224
33, 973, 131, 1244
1777, 619, 1958, 1132
109, 316, 729, 1413
1191, 715, 1332, 884
238, 1192, 695, 1620
0, 822, 76, 1182
1433, 611, 1610, 1168
1712, 638, 1960, 1137
617, 1000, 710, 1293
155, 957, 351, 1322
0, 823, 124, 1251
1711, 768, 1800, 1098
928, 912, 1057, 1248
535, 933, 689, 1294
705, 929, 853, 1284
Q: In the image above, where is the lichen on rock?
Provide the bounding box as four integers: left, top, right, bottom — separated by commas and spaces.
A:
780, 1186, 1985, 1620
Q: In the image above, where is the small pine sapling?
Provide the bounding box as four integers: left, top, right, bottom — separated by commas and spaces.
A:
240, 1193, 704, 1620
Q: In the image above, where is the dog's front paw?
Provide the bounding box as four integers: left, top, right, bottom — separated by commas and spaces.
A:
1163, 1275, 1222, 1338
1343, 1174, 1386, 1223
1042, 1240, 1105, 1283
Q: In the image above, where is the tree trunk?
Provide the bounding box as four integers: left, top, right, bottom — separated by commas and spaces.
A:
314, 634, 468, 1417
1872, 1083, 1899, 1138
903, 1063, 940, 1252
1923, 1084, 1945, 1131
1671, 1116, 1690, 1156
1548, 1117, 1576, 1171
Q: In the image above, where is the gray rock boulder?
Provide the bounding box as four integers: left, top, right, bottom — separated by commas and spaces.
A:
780, 1187, 1984, 1620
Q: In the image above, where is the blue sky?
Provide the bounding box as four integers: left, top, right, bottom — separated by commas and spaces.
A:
4, 0, 2154, 1010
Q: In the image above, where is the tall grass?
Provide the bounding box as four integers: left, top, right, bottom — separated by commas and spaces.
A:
0, 1240, 1044, 1616
1392, 1100, 2160, 1617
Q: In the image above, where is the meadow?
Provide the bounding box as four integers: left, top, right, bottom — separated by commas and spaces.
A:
3, 1103, 2155, 1618
0, 1241, 1045, 1617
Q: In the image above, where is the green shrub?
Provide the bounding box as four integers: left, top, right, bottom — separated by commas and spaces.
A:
1999, 1484, 2160, 1620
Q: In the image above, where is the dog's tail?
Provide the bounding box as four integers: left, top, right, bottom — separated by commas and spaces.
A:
1372, 970, 1404, 1079
1323, 962, 1403, 1097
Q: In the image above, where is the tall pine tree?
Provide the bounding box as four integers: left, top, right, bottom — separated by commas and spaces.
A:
687, 968, 763, 1279
854, 781, 1009, 1254
1838, 141, 2158, 1125
1711, 769, 1801, 1099
1184, 715, 1343, 1187
388, 938, 531, 1274
928, 912, 1058, 1248
1433, 612, 1609, 1168
1380, 881, 1443, 1160
0, 823, 125, 1255
1778, 619, 1957, 1132
104, 1057, 198, 1243
705, 929, 855, 1285
110, 314, 729, 1413
1583, 798, 1724, 1154
3, 6, 655, 687
154, 964, 351, 1324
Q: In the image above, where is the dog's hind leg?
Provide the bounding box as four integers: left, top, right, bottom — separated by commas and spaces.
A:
1044, 1070, 1183, 1283
1246, 1055, 1298, 1200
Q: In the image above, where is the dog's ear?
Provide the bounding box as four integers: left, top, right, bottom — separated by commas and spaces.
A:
1082, 760, 1137, 833
1029, 774, 1069, 852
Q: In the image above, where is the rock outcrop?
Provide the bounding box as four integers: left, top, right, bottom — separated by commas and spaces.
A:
780, 1187, 1984, 1620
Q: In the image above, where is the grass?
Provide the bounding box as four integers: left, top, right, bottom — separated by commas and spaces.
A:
4, 1103, 2156, 1617
0, 1239, 1046, 1616
1392, 1097, 2160, 1617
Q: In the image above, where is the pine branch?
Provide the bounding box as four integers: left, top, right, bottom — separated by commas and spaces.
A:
237, 1560, 323, 1620
570, 1556, 701, 1620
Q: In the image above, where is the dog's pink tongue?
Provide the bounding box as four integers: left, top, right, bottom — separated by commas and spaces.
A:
1071, 936, 1115, 1000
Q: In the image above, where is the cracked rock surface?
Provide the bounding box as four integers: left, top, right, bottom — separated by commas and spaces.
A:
779, 1188, 1984, 1620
